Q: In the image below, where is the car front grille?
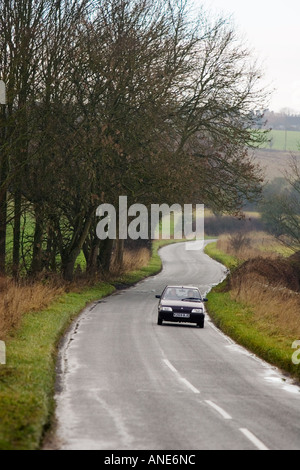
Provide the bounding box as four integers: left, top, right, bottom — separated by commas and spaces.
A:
172, 307, 193, 314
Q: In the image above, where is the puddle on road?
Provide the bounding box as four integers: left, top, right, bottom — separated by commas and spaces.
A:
263, 370, 300, 395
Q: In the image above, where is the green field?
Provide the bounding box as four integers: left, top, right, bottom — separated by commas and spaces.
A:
261, 129, 300, 152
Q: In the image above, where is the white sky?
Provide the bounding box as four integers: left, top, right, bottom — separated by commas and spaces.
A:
192, 0, 300, 113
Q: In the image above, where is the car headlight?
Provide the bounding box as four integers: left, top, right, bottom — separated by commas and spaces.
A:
191, 308, 203, 313
160, 307, 173, 312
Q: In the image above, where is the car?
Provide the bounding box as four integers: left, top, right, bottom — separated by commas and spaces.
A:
156, 285, 208, 328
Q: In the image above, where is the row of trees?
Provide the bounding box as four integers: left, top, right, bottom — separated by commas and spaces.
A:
264, 110, 300, 131
260, 156, 300, 250
0, 0, 268, 281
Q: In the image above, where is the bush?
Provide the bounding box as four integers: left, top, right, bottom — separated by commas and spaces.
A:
229, 256, 300, 293
205, 215, 264, 236
228, 232, 251, 253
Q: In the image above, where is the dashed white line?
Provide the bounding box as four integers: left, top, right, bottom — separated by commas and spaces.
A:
180, 377, 201, 394
163, 359, 269, 450
239, 428, 269, 451
163, 359, 200, 394
163, 359, 178, 374
205, 400, 232, 420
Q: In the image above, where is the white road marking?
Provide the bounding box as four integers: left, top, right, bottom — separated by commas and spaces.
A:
180, 378, 201, 394
239, 428, 269, 451
163, 359, 200, 394
163, 359, 178, 374
205, 400, 232, 420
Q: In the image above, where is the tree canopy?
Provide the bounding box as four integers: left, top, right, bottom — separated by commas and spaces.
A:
0, 0, 269, 279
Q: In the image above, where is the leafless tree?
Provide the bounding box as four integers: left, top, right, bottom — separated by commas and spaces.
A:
0, 0, 269, 280
261, 155, 300, 251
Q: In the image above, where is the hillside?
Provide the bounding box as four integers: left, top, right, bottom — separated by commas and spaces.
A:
252, 148, 300, 182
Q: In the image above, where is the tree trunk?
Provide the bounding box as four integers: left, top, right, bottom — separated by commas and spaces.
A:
0, 105, 7, 275
84, 237, 100, 275
113, 238, 124, 273
30, 204, 44, 276
12, 189, 21, 279
0, 190, 7, 275
62, 210, 94, 281
62, 250, 80, 282
45, 216, 59, 272
97, 238, 114, 273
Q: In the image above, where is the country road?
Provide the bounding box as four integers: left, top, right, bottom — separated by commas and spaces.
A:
51, 241, 300, 450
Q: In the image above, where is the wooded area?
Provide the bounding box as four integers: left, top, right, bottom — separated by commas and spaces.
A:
0, 0, 268, 281
264, 110, 300, 131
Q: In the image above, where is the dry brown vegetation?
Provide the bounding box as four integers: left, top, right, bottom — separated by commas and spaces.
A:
230, 273, 300, 339
219, 231, 300, 340
216, 231, 289, 260
0, 248, 150, 339
253, 149, 300, 181
0, 278, 63, 338
121, 248, 151, 273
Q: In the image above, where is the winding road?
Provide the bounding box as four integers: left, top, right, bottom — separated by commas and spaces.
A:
52, 241, 300, 450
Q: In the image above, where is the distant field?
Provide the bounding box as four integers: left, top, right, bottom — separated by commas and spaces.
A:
252, 148, 300, 181
260, 129, 300, 152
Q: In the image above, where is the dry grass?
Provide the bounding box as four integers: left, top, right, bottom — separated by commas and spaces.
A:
109, 247, 151, 276
122, 248, 151, 271
0, 278, 63, 339
216, 231, 290, 260
215, 231, 300, 339
230, 275, 300, 339
0, 247, 151, 339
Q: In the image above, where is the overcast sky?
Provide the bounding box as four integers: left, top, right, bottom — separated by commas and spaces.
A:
192, 0, 300, 114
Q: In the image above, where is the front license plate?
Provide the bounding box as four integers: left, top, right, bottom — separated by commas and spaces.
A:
173, 313, 190, 318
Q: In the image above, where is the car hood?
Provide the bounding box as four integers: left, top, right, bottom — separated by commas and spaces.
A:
160, 299, 204, 309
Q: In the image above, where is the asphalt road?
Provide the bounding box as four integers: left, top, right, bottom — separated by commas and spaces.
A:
52, 241, 300, 450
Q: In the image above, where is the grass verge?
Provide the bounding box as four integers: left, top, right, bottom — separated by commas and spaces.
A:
204, 241, 239, 271
0, 283, 115, 450
0, 239, 175, 450
204, 242, 300, 382
208, 285, 300, 379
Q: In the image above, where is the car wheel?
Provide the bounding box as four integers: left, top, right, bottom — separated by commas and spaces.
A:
198, 321, 204, 329
157, 317, 163, 325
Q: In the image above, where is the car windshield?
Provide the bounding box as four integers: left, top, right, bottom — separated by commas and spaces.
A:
163, 288, 201, 301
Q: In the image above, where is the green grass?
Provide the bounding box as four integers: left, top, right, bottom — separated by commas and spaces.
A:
207, 286, 300, 381
261, 129, 300, 152
0, 237, 180, 450
204, 241, 240, 271
0, 283, 115, 450
205, 242, 300, 382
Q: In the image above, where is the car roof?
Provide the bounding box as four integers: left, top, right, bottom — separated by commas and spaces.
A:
165, 285, 199, 290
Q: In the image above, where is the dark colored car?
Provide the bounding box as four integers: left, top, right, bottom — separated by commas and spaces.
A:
156, 285, 208, 328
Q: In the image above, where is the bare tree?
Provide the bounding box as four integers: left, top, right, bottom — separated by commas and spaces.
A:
75, 0, 268, 274
0, 0, 269, 280
0, 0, 52, 276
261, 155, 300, 250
